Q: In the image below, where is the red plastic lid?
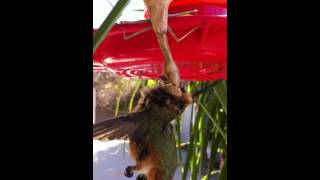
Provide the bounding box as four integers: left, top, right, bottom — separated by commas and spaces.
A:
170, 0, 227, 8
93, 3, 227, 81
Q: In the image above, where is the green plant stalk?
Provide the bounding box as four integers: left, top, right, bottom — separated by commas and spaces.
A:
182, 103, 195, 180
216, 111, 227, 153
211, 103, 221, 138
191, 92, 209, 180
201, 175, 209, 180
190, 110, 200, 180
187, 81, 191, 93
198, 94, 215, 179
176, 115, 184, 178
198, 100, 227, 142
207, 134, 222, 180
199, 89, 216, 171
181, 130, 194, 180
115, 94, 121, 116
201, 170, 220, 180
129, 80, 141, 112
93, 0, 130, 52
197, 113, 205, 180
214, 81, 227, 114
143, 79, 148, 86
115, 83, 122, 116
191, 151, 198, 180
122, 80, 131, 112
200, 115, 213, 177
146, 79, 157, 88
218, 158, 227, 180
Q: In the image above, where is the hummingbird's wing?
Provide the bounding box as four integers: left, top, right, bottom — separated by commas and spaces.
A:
93, 111, 148, 141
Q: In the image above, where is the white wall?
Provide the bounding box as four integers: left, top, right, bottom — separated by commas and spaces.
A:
93, 87, 96, 124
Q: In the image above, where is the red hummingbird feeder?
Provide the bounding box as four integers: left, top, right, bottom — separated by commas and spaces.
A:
93, 0, 227, 81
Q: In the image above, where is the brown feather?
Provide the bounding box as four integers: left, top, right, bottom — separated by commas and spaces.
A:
93, 111, 148, 141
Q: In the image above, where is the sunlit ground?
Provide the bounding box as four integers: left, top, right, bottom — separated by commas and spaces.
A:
93, 140, 190, 180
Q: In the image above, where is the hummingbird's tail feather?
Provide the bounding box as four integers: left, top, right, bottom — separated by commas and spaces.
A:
93, 111, 148, 141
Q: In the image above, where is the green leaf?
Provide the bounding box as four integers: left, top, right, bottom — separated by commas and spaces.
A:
214, 80, 227, 114
128, 80, 141, 112
191, 108, 201, 180
114, 91, 121, 116
207, 133, 222, 180
146, 79, 157, 88
93, 0, 130, 52
201, 175, 208, 180
198, 100, 227, 142
182, 104, 195, 180
175, 115, 184, 178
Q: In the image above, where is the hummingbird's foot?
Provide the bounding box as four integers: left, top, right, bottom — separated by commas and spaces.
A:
136, 174, 147, 180
124, 166, 134, 178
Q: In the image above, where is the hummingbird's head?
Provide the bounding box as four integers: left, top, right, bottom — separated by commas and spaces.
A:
135, 84, 192, 122
156, 85, 192, 117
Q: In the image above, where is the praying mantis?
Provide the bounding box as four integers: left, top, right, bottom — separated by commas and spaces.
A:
119, 0, 201, 96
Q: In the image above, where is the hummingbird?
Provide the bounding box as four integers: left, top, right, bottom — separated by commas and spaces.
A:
93, 80, 222, 180
93, 83, 192, 180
